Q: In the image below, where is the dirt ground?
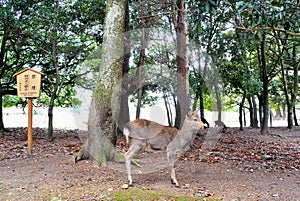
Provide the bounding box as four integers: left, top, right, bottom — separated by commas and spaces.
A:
0, 127, 299, 201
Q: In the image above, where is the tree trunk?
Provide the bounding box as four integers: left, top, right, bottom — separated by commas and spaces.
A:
276, 33, 293, 129
282, 71, 293, 129
135, 53, 144, 119
135, 1, 150, 119
135, 1, 152, 120
192, 86, 199, 111
48, 100, 54, 141
215, 83, 222, 123
252, 96, 259, 128
163, 91, 173, 126
260, 32, 269, 134
119, 1, 130, 129
248, 97, 254, 127
48, 0, 61, 141
291, 47, 299, 126
239, 90, 246, 130
258, 95, 262, 127
199, 73, 209, 127
269, 109, 273, 128
193, 65, 209, 127
0, 94, 7, 132
282, 103, 286, 120
77, 0, 127, 165
174, 0, 190, 128
84, 98, 122, 165
243, 108, 246, 127
293, 106, 299, 126
280, 61, 293, 128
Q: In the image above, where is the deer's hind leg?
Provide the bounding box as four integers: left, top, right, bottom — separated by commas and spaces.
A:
124, 139, 146, 187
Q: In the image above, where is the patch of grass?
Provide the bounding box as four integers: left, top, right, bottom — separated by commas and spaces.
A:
110, 188, 219, 201
40, 195, 68, 200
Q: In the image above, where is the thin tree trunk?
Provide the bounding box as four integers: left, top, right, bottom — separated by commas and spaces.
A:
248, 97, 254, 127
258, 95, 262, 127
135, 1, 151, 119
275, 32, 293, 129
293, 106, 299, 126
252, 96, 259, 128
194, 62, 209, 127
269, 109, 273, 127
192, 88, 199, 111
243, 108, 246, 127
215, 83, 222, 123
48, 0, 60, 141
163, 91, 173, 126
282, 103, 286, 120
0, 94, 6, 132
260, 32, 269, 134
135, 56, 144, 119
239, 90, 246, 130
48, 100, 54, 141
280, 63, 293, 128
291, 47, 299, 126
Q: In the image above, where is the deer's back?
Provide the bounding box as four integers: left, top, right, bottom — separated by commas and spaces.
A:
125, 119, 178, 150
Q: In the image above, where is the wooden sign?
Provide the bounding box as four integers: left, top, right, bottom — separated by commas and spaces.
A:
13, 68, 45, 154
13, 68, 45, 98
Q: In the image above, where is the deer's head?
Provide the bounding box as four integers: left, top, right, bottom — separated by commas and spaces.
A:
185, 110, 205, 130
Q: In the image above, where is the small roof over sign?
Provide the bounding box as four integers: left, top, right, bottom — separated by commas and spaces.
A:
13, 68, 46, 77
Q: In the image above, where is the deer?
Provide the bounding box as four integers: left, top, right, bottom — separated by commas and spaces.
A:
123, 110, 205, 188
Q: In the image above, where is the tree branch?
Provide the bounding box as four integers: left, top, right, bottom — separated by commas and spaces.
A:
235, 26, 300, 37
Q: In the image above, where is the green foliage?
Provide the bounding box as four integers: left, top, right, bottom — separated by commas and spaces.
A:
0, 0, 104, 104
2, 95, 23, 108
36, 90, 82, 108
236, 0, 300, 31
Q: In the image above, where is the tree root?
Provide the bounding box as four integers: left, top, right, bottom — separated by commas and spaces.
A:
72, 148, 142, 167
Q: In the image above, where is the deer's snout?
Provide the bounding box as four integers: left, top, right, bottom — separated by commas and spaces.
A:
199, 122, 205, 129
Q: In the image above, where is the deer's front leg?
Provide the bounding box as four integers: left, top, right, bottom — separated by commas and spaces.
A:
167, 151, 180, 188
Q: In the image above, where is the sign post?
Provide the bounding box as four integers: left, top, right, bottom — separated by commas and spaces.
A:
27, 98, 33, 154
13, 68, 45, 154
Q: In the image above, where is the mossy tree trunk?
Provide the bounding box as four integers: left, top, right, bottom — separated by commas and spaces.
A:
78, 0, 127, 165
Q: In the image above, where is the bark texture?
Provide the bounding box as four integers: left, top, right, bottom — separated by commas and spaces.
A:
80, 0, 127, 165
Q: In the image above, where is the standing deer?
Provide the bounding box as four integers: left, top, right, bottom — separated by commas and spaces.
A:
123, 111, 205, 187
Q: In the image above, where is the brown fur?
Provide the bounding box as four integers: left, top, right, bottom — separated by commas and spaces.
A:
123, 111, 204, 187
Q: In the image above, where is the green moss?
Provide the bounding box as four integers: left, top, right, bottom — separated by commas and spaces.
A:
110, 188, 220, 201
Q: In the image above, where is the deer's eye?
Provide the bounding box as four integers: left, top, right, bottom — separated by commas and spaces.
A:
193, 119, 198, 122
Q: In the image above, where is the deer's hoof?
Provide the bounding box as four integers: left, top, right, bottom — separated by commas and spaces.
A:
171, 179, 180, 188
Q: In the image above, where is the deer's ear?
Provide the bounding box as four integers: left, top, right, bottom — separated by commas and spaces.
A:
187, 110, 192, 117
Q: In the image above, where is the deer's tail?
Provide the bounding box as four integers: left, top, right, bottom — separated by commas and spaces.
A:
123, 123, 130, 144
